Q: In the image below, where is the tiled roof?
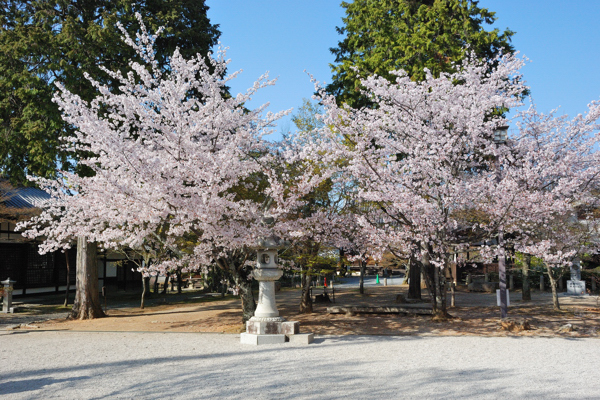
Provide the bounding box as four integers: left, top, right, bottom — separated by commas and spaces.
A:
2, 186, 51, 209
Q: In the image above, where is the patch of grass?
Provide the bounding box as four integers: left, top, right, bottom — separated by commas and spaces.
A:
174, 294, 237, 305
11, 290, 240, 314
15, 304, 71, 314
279, 287, 300, 292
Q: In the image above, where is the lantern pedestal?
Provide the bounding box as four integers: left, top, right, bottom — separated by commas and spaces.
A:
253, 267, 283, 318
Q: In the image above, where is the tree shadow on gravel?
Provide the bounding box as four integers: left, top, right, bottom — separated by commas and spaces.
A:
0, 376, 90, 396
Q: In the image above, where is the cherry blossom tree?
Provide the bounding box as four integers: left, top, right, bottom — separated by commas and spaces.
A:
490, 105, 600, 310
282, 99, 394, 301
275, 130, 347, 313
18, 15, 300, 322
516, 213, 598, 310
301, 53, 530, 318
303, 51, 600, 318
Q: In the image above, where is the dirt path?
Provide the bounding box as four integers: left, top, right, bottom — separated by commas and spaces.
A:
9, 285, 600, 337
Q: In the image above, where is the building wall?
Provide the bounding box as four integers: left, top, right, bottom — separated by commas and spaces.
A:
0, 222, 142, 295
0, 241, 76, 296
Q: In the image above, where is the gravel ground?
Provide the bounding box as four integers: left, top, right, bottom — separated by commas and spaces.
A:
1, 331, 599, 399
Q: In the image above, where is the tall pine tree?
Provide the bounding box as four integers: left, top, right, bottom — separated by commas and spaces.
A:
327, 0, 515, 108
0, 0, 220, 185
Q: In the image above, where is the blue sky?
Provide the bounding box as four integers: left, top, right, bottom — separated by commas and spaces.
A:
207, 1, 600, 140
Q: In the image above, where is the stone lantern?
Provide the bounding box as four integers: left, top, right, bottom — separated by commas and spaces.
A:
2, 277, 16, 313
240, 235, 313, 345
567, 258, 586, 295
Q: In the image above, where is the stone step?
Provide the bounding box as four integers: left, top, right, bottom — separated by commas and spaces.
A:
287, 333, 314, 345
240, 333, 286, 345
240, 332, 314, 345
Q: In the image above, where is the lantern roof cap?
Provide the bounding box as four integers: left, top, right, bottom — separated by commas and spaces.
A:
253, 235, 289, 250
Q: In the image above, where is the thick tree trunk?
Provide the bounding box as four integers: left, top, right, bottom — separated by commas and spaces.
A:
236, 275, 255, 323
522, 254, 531, 301
216, 256, 255, 324
546, 264, 561, 311
70, 237, 104, 320
299, 268, 313, 313
63, 249, 71, 307
359, 261, 366, 294
420, 249, 435, 303
420, 247, 448, 319
407, 256, 421, 300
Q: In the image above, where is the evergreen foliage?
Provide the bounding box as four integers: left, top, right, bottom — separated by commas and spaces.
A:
327, 0, 515, 107
0, 0, 220, 185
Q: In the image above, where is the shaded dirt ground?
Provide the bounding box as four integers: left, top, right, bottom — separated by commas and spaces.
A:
6, 284, 600, 337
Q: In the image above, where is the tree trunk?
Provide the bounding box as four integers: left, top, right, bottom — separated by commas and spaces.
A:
70, 237, 104, 320
63, 249, 71, 307
359, 261, 366, 294
447, 263, 455, 307
221, 273, 227, 298
407, 256, 421, 300
140, 258, 150, 309
522, 254, 531, 301
215, 257, 255, 323
153, 275, 159, 293
161, 272, 170, 294
432, 265, 448, 319
420, 247, 448, 319
498, 230, 508, 318
546, 264, 561, 311
141, 276, 150, 309
176, 271, 182, 294
215, 256, 255, 324
420, 249, 435, 304
234, 273, 255, 323
299, 268, 313, 313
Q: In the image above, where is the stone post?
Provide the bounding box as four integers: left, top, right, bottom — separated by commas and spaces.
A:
498, 231, 508, 318
466, 274, 472, 285
539, 274, 544, 291
509, 274, 514, 291
2, 278, 16, 313
570, 259, 581, 281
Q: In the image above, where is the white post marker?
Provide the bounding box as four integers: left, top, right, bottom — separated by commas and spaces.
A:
496, 289, 510, 307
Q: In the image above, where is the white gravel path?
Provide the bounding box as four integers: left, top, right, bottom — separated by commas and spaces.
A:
0, 331, 599, 399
